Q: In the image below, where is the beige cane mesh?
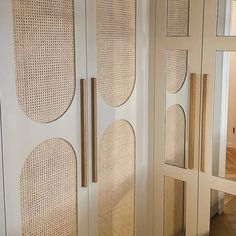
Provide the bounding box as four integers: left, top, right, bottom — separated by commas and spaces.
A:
20, 138, 77, 236
98, 120, 135, 236
166, 50, 188, 94
164, 176, 185, 236
165, 105, 186, 168
167, 0, 190, 37
12, 0, 75, 123
97, 0, 136, 107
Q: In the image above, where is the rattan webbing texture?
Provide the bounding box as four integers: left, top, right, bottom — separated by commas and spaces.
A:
97, 0, 136, 107
166, 50, 188, 94
98, 120, 135, 236
12, 0, 75, 123
164, 176, 185, 236
167, 0, 190, 37
20, 138, 77, 236
165, 105, 186, 168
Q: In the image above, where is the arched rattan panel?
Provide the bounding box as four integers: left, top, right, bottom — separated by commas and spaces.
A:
20, 138, 77, 235
12, 0, 75, 123
98, 120, 135, 235
97, 0, 136, 107
165, 105, 186, 168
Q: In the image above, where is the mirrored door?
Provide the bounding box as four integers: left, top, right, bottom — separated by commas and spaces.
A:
199, 0, 236, 235
154, 0, 204, 235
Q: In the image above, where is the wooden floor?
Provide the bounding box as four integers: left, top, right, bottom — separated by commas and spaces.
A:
210, 148, 236, 236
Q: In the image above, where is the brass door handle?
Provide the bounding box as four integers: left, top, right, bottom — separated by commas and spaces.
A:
91, 78, 97, 183
200, 74, 208, 172
80, 79, 87, 187
188, 73, 197, 170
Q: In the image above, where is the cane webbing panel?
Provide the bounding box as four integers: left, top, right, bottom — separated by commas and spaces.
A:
166, 50, 188, 94
20, 138, 77, 236
167, 0, 190, 37
164, 176, 185, 236
98, 120, 135, 236
165, 105, 186, 168
12, 0, 75, 123
97, 0, 136, 107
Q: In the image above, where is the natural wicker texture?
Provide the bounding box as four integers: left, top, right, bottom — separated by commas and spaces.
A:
98, 120, 135, 236
12, 0, 75, 123
97, 0, 136, 107
165, 105, 186, 168
20, 138, 77, 236
166, 50, 188, 94
164, 176, 185, 236
167, 0, 189, 37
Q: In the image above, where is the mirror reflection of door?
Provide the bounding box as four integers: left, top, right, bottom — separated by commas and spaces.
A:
210, 1, 236, 235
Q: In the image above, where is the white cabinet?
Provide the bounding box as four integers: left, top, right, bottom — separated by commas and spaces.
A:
0, 0, 150, 235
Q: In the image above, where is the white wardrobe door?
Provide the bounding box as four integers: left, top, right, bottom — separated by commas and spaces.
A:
12, 0, 76, 123
86, 0, 150, 235
0, 0, 88, 235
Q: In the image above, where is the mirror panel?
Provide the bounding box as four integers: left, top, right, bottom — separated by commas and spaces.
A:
165, 49, 189, 169
166, 0, 190, 37
210, 190, 236, 235
165, 105, 186, 168
164, 176, 186, 236
166, 50, 188, 94
217, 0, 236, 36
213, 51, 236, 182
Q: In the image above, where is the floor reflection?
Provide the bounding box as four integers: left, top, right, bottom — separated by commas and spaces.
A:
226, 148, 236, 180
210, 148, 236, 236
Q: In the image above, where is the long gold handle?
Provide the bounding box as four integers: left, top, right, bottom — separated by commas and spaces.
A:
91, 78, 98, 183
188, 73, 197, 170
201, 74, 208, 172
80, 79, 87, 187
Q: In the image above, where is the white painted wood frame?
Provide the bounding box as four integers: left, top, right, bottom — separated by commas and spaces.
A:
154, 0, 205, 235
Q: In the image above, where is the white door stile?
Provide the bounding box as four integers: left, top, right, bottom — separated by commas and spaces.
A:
198, 2, 218, 233
0, 99, 6, 236
135, 0, 151, 235
148, 0, 157, 234
74, 0, 90, 235
85, 1, 97, 235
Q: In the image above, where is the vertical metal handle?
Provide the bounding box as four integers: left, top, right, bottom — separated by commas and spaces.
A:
80, 79, 87, 187
91, 78, 98, 183
188, 73, 197, 170
201, 74, 208, 172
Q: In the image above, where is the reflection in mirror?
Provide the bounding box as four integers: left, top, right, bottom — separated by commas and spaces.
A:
165, 105, 186, 168
165, 49, 188, 169
164, 176, 186, 236
210, 190, 236, 235
213, 51, 236, 181
217, 0, 236, 36
167, 0, 190, 37
166, 50, 188, 94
